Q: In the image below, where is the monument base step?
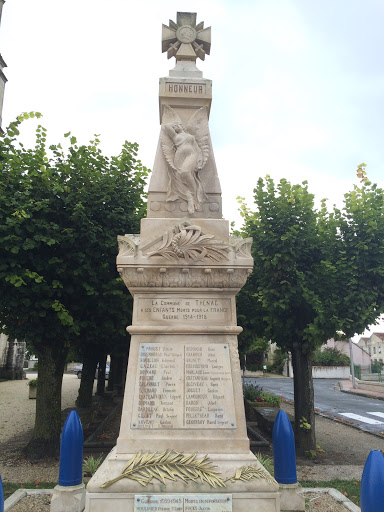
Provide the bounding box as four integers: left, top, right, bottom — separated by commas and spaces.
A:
85, 447, 280, 512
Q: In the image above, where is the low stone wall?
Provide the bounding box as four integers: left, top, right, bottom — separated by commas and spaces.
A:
312, 366, 350, 379
243, 370, 263, 378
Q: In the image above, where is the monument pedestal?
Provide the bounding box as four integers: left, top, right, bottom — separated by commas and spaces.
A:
86, 11, 286, 512
86, 450, 280, 512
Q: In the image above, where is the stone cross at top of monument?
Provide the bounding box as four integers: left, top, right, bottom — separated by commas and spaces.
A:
162, 12, 211, 63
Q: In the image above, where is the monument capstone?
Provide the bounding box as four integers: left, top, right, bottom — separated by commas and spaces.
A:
85, 12, 281, 512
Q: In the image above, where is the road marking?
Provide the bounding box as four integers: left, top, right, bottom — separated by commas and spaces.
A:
339, 413, 384, 425
367, 412, 384, 419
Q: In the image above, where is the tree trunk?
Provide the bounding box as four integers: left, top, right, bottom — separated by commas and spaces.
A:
291, 344, 316, 456
23, 343, 67, 459
96, 354, 107, 396
76, 351, 98, 408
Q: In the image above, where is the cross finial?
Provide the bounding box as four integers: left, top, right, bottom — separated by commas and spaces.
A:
162, 12, 211, 63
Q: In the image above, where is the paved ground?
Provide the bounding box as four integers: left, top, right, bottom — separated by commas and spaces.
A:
249, 376, 384, 434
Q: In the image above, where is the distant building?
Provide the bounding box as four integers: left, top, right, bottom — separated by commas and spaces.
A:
358, 333, 384, 363
324, 338, 371, 370
0, 0, 7, 132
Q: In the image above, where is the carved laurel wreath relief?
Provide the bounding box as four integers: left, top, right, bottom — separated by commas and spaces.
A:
144, 223, 229, 262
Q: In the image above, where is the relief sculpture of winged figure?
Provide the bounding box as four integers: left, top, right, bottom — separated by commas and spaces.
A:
161, 105, 210, 214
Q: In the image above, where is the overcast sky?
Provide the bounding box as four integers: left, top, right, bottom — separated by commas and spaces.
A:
1, 0, 384, 339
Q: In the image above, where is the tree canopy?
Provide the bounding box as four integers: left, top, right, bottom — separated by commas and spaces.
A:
237, 175, 384, 453
0, 112, 149, 457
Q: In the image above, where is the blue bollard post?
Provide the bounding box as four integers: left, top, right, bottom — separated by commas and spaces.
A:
273, 409, 297, 484
58, 410, 83, 486
0, 474, 4, 512
361, 450, 384, 512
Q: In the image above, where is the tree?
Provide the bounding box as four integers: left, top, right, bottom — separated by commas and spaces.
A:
0, 113, 148, 458
238, 176, 384, 454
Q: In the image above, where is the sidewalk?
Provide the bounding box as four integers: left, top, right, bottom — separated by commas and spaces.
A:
339, 380, 384, 401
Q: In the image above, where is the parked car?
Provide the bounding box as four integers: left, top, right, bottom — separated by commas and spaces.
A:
75, 363, 110, 380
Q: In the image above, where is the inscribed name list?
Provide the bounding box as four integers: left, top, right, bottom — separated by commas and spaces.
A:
131, 343, 236, 429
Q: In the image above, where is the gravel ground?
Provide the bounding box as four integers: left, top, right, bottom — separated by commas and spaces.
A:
9, 493, 52, 512
305, 491, 354, 512
0, 373, 92, 483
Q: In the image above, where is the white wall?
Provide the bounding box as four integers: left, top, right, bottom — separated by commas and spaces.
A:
312, 365, 350, 379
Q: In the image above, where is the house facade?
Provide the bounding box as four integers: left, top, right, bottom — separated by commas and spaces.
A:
358, 333, 384, 363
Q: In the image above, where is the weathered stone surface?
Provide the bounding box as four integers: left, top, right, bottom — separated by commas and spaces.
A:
85, 11, 283, 512
50, 484, 85, 512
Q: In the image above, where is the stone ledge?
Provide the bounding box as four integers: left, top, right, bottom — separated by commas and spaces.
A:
4, 488, 53, 511
251, 407, 294, 435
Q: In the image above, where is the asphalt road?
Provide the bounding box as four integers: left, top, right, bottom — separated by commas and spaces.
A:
246, 377, 384, 435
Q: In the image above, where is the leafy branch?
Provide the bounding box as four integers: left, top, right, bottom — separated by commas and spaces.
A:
225, 465, 277, 485
101, 450, 226, 488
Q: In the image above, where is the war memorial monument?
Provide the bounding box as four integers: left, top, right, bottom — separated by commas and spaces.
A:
85, 12, 283, 512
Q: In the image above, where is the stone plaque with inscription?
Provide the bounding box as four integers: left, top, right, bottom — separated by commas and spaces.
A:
135, 494, 232, 512
137, 297, 232, 325
131, 343, 236, 429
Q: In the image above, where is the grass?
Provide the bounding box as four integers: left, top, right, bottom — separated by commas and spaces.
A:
2, 481, 56, 499
301, 479, 361, 507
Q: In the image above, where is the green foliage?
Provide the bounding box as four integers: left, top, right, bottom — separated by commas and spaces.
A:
261, 392, 282, 406
243, 383, 263, 401
27, 378, 38, 387
243, 338, 269, 370
305, 441, 325, 460
312, 347, 350, 367
2, 481, 57, 498
238, 175, 384, 351
237, 174, 384, 452
0, 112, 149, 351
301, 479, 361, 507
243, 384, 282, 406
371, 360, 384, 373
268, 348, 288, 375
255, 452, 274, 475
299, 417, 311, 431
0, 113, 149, 454
83, 455, 104, 475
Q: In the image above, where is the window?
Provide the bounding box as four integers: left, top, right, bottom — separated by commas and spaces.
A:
374, 347, 376, 354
